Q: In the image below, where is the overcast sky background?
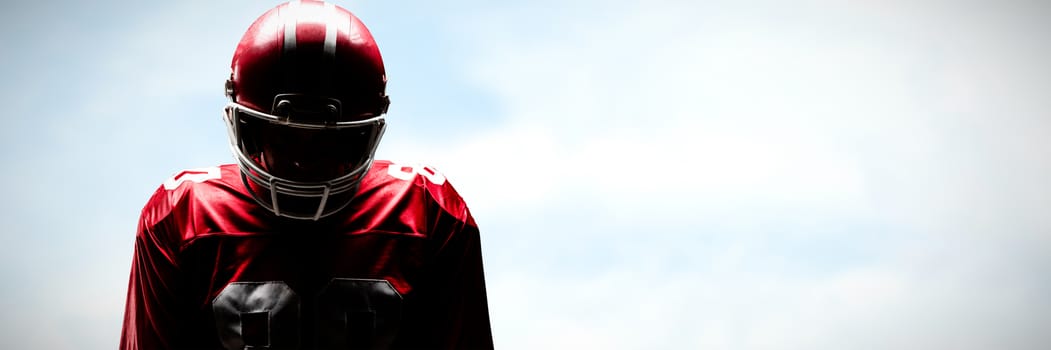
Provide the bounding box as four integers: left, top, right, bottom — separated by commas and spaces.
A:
1, 0, 1050, 349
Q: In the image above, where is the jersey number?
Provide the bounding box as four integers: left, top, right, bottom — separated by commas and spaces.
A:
163, 167, 222, 190
387, 163, 446, 185
212, 278, 403, 350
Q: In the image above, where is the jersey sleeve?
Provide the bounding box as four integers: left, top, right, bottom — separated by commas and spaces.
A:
394, 174, 494, 349
429, 207, 494, 348
120, 186, 188, 350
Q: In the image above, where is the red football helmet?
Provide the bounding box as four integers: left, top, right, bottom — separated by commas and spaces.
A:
224, 0, 390, 220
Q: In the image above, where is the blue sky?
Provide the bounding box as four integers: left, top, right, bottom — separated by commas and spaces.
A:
2, 0, 1050, 348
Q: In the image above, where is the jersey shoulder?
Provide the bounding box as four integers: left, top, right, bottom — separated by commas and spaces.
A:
138, 164, 257, 243
363, 160, 474, 225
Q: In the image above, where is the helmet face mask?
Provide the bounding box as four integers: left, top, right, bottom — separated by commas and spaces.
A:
224, 101, 386, 220
225, 0, 389, 220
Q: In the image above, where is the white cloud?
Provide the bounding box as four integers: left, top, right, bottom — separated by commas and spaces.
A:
396, 0, 1051, 349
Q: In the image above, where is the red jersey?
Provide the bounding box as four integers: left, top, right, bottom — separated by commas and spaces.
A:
120, 161, 493, 349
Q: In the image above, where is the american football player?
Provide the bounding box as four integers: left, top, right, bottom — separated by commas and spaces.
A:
120, 1, 493, 349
